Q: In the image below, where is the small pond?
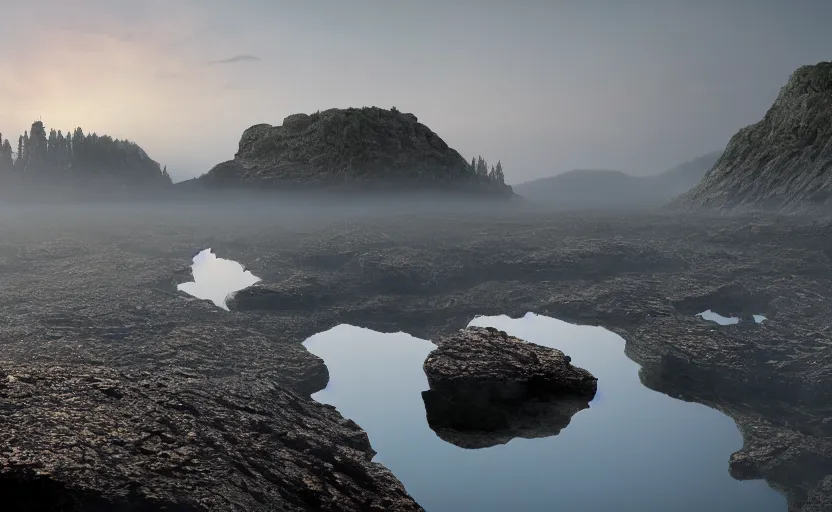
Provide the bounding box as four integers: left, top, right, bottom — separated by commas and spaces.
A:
177, 248, 260, 310
696, 310, 767, 325
303, 313, 785, 512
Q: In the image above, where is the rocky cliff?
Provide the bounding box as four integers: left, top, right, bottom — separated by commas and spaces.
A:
673, 61, 832, 211
196, 107, 512, 194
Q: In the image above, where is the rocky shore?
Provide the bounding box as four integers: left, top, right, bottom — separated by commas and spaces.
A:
0, 206, 829, 510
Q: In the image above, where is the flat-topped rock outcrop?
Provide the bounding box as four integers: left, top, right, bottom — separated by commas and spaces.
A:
195, 107, 512, 195
421, 326, 597, 448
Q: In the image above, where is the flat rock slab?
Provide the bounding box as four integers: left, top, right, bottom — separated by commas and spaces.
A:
0, 362, 422, 512
422, 326, 597, 448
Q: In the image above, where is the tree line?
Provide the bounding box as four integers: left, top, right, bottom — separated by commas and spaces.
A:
0, 120, 171, 186
470, 155, 506, 185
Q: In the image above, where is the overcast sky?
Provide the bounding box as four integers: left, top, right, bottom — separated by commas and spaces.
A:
1, 0, 830, 184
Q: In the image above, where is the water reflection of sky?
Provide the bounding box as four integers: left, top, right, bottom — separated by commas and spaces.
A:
177, 248, 260, 310
304, 313, 786, 512
696, 310, 768, 325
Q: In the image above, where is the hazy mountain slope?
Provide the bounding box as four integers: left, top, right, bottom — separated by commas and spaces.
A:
673, 61, 832, 211
514, 152, 720, 209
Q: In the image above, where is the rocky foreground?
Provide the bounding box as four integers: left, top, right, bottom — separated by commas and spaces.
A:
422, 326, 597, 448
0, 205, 830, 510
0, 363, 420, 511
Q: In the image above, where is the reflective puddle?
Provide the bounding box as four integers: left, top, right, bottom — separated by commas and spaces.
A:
303, 313, 785, 512
177, 248, 260, 310
696, 310, 767, 325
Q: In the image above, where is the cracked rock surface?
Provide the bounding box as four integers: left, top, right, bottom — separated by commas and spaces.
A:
0, 363, 422, 511
0, 205, 830, 510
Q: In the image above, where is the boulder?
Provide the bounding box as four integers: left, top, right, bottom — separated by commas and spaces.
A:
421, 326, 597, 448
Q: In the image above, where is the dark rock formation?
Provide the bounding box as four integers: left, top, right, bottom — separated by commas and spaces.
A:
195, 107, 512, 195
674, 61, 832, 211
421, 326, 597, 449
513, 151, 721, 210
1, 207, 830, 509
0, 362, 422, 511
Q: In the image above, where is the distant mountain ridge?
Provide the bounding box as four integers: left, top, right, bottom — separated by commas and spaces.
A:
673, 61, 832, 212
191, 107, 513, 196
513, 151, 722, 210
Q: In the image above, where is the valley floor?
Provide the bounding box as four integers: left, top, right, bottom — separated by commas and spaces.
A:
0, 205, 829, 511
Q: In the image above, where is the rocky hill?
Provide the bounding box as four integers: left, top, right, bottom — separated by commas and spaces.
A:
673, 61, 832, 211
513, 151, 721, 210
0, 121, 172, 196
193, 107, 512, 195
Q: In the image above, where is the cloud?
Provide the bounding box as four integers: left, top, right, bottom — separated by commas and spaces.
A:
155, 70, 184, 80
207, 54, 261, 65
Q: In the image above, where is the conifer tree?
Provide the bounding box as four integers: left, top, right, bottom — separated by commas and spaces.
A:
475, 155, 489, 178
26, 121, 48, 172
1, 139, 12, 171
47, 128, 58, 166
16, 135, 24, 170
494, 160, 505, 184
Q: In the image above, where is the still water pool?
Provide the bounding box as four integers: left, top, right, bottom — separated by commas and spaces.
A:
303, 313, 786, 512
177, 248, 259, 310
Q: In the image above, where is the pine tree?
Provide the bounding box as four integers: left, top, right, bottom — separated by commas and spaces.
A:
47, 128, 58, 167
470, 156, 476, 171
494, 160, 505, 184
16, 135, 24, 170
1, 139, 12, 171
475, 155, 489, 178
0, 136, 12, 172
26, 121, 48, 172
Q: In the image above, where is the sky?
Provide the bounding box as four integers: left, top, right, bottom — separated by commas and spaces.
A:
1, 0, 831, 184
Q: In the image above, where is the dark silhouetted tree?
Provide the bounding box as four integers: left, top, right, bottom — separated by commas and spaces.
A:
15, 135, 24, 170
0, 137, 12, 172
25, 121, 48, 172
22, 130, 29, 165
475, 155, 489, 178
494, 160, 505, 184
1, 121, 170, 188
